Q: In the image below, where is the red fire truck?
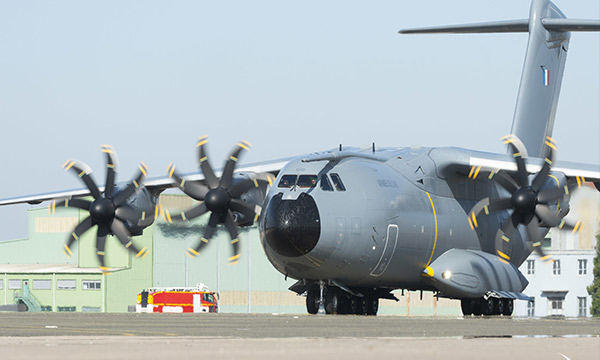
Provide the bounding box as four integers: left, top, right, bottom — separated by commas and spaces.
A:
136, 283, 219, 313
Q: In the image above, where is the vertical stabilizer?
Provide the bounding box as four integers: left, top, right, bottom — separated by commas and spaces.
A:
509, 0, 569, 158
399, 0, 600, 158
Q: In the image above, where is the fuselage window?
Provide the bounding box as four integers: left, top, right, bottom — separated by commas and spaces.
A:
320, 175, 333, 191
330, 173, 346, 191
278, 175, 297, 188
297, 175, 318, 188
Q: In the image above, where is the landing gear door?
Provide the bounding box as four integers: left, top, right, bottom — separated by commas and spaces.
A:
370, 224, 399, 277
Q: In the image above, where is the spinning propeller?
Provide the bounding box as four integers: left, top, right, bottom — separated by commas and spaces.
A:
49, 145, 152, 271
165, 136, 274, 264
468, 135, 583, 262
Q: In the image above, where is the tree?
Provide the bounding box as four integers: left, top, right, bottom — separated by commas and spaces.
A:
587, 233, 600, 316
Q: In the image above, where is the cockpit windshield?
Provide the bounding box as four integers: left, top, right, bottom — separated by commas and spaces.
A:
297, 175, 318, 188
278, 175, 297, 188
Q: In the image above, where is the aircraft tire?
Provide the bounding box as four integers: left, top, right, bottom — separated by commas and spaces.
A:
502, 299, 514, 316
358, 298, 369, 315
496, 298, 505, 315
480, 298, 495, 316
324, 288, 340, 314
460, 299, 474, 316
472, 299, 482, 316
366, 296, 378, 316
350, 296, 359, 314
306, 289, 320, 315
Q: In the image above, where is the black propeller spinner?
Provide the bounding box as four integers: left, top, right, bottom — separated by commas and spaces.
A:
165, 136, 273, 264
50, 145, 151, 271
468, 135, 582, 262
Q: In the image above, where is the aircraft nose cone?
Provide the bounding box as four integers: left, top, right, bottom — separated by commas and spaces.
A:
264, 193, 321, 257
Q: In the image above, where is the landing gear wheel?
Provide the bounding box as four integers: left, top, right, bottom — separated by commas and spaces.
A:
367, 297, 379, 316
472, 299, 482, 316
461, 299, 474, 316
480, 298, 495, 316
496, 298, 505, 315
358, 297, 369, 315
350, 296, 359, 315
306, 289, 320, 315
324, 288, 340, 314
502, 299, 514, 316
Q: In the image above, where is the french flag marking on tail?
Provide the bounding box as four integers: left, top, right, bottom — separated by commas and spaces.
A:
541, 66, 550, 86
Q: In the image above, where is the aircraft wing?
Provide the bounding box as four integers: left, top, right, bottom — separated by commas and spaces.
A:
430, 147, 600, 190
0, 157, 292, 206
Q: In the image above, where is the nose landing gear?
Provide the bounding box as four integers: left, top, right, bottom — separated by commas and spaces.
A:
306, 284, 379, 316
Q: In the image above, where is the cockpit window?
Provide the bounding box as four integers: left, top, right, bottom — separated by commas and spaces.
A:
278, 175, 297, 188
320, 175, 333, 191
330, 173, 346, 191
297, 175, 318, 188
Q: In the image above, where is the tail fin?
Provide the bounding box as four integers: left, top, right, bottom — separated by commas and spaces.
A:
399, 0, 600, 158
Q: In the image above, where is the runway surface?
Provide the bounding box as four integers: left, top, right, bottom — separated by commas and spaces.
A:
0, 313, 598, 359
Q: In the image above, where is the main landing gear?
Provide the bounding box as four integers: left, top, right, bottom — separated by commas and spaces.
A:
461, 297, 513, 316
306, 286, 379, 316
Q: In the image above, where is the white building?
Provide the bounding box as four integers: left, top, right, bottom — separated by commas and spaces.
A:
515, 185, 599, 317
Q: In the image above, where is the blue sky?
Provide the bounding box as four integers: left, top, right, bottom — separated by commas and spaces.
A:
0, 0, 598, 240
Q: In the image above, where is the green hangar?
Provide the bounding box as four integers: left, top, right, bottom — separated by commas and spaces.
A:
0, 194, 460, 315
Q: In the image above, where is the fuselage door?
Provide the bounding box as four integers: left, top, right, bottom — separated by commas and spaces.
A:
370, 224, 399, 277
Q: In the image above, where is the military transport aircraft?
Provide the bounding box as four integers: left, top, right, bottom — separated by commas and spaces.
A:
1, 0, 599, 316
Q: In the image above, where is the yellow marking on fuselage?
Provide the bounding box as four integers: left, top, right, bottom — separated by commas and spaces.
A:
425, 192, 438, 267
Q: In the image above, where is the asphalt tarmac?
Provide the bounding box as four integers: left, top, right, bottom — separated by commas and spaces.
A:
0, 313, 598, 359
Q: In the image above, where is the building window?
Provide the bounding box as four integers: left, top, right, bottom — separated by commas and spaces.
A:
578, 297, 587, 317
82, 280, 101, 290
33, 279, 52, 290
527, 298, 535, 317
548, 297, 564, 316
578, 259, 587, 276
526, 260, 535, 275
82, 306, 101, 312
8, 279, 21, 290
552, 260, 561, 275
57, 279, 76, 290
40, 306, 52, 312
57, 306, 76, 312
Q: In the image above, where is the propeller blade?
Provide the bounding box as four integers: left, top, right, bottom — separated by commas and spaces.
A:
64, 215, 94, 258
530, 140, 556, 192
220, 141, 251, 189
230, 199, 257, 224
491, 170, 519, 195
63, 160, 101, 200
229, 173, 275, 198
186, 212, 219, 257
525, 217, 548, 259
197, 136, 219, 189
224, 210, 241, 264
537, 182, 576, 203
494, 215, 517, 261
113, 163, 148, 206
507, 142, 529, 188
180, 203, 209, 221
102, 145, 118, 199
535, 204, 562, 227
110, 218, 143, 255
166, 163, 209, 200
115, 206, 143, 224
96, 223, 110, 271
51, 198, 92, 213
